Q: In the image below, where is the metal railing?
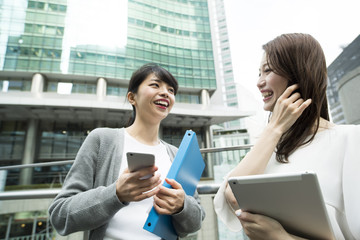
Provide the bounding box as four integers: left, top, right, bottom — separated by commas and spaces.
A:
0, 146, 252, 200
0, 184, 221, 200
0, 145, 252, 240
0, 144, 252, 172
0, 144, 251, 200
0, 183, 223, 200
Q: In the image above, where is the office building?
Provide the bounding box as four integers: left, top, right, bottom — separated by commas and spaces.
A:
327, 34, 360, 124
0, 0, 251, 238
208, 0, 250, 177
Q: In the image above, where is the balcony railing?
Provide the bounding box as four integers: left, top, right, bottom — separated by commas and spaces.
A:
0, 184, 220, 201
0, 144, 252, 240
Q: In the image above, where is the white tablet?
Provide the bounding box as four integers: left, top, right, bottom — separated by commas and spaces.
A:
228, 172, 335, 240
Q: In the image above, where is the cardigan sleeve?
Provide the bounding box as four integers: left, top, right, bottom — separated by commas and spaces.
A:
342, 125, 360, 239
171, 191, 206, 237
48, 129, 126, 236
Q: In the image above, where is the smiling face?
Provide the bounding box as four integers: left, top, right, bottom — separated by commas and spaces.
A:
128, 73, 175, 124
257, 53, 289, 112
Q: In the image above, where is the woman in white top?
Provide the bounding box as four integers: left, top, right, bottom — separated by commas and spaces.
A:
49, 63, 205, 239
214, 33, 360, 240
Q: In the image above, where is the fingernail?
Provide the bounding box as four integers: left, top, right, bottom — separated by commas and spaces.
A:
235, 209, 242, 217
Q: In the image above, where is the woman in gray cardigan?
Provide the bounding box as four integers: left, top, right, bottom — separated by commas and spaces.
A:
48, 63, 205, 239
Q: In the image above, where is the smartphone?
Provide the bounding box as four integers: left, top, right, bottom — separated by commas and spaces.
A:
126, 152, 155, 172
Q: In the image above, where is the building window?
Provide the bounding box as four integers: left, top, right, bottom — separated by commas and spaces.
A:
39, 122, 90, 160
45, 81, 96, 94
226, 93, 237, 99
228, 102, 238, 107
176, 92, 200, 104
0, 79, 31, 92
107, 85, 128, 97
0, 121, 26, 161
72, 82, 96, 94
226, 85, 235, 90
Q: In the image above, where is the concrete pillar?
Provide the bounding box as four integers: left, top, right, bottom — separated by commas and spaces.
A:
203, 125, 214, 179
201, 89, 210, 107
31, 73, 44, 94
96, 77, 107, 100
204, 125, 212, 149
20, 119, 39, 185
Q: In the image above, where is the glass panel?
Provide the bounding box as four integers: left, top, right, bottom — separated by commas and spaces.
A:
48, 4, 58, 11
53, 133, 67, 158
37, 2, 45, 10
34, 24, 44, 34
29, 59, 40, 70
28, 1, 36, 9
46, 82, 58, 92
0, 121, 25, 161
107, 86, 127, 96
58, 5, 67, 12
45, 26, 56, 35
56, 27, 64, 36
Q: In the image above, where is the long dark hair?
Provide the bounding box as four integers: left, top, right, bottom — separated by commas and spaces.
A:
263, 33, 329, 163
126, 63, 178, 126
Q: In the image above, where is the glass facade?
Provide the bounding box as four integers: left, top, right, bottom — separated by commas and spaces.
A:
0, 0, 215, 94
38, 122, 90, 160
210, 0, 241, 131
126, 0, 216, 89
65, 0, 217, 89
44, 79, 97, 94
0, 1, 242, 238
2, 0, 66, 72
1, 0, 216, 89
0, 121, 26, 163
0, 0, 229, 180
0, 78, 31, 92
327, 34, 360, 124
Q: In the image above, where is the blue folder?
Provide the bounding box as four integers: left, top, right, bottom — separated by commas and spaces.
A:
143, 130, 205, 240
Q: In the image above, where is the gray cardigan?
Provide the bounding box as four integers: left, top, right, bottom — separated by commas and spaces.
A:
48, 128, 205, 239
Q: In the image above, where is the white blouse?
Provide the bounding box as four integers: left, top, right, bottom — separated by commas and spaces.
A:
214, 124, 360, 240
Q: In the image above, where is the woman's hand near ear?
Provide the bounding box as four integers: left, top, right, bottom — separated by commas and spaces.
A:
269, 84, 312, 133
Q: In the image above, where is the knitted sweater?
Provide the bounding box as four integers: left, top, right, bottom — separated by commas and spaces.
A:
49, 128, 205, 239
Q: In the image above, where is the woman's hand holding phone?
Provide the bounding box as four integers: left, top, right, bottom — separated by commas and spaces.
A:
116, 153, 161, 203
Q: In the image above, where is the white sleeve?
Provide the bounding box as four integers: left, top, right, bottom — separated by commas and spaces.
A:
213, 173, 242, 232
342, 125, 360, 239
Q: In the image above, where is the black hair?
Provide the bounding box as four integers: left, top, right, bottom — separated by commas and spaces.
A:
126, 63, 178, 126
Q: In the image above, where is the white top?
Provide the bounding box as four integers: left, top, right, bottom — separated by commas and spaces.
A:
214, 124, 360, 240
104, 130, 172, 240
